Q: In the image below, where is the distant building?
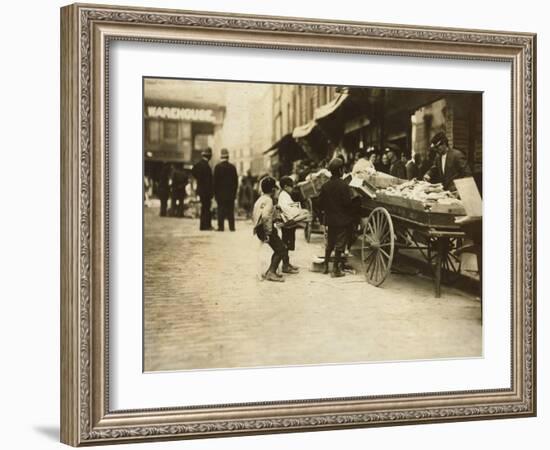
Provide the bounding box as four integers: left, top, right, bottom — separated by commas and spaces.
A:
267, 84, 482, 186
219, 83, 273, 177
144, 101, 225, 169
268, 84, 339, 178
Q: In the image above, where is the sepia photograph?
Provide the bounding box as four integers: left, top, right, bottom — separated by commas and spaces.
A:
58, 2, 536, 445
143, 77, 483, 372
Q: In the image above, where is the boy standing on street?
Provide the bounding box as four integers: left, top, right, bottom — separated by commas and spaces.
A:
277, 176, 300, 274
319, 157, 353, 277
252, 177, 289, 282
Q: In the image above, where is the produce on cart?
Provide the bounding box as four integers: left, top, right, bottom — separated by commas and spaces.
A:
295, 162, 472, 297
357, 177, 469, 297
376, 179, 466, 215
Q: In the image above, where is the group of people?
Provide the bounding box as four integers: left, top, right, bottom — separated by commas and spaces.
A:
179, 131, 470, 282
251, 157, 356, 281
156, 163, 189, 218
252, 131, 473, 282
352, 131, 471, 191
191, 147, 239, 231
351, 144, 422, 181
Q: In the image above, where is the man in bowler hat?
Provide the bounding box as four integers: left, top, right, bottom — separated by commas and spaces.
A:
424, 131, 472, 191
191, 147, 214, 230
213, 148, 239, 231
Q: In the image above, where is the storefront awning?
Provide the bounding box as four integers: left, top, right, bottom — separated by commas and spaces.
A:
292, 121, 317, 139
265, 133, 292, 153
265, 133, 306, 162
314, 92, 350, 121
344, 115, 370, 134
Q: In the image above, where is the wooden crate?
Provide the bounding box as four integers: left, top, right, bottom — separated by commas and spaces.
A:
297, 174, 329, 199
297, 180, 318, 199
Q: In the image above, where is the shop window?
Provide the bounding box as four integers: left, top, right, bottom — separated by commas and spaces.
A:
164, 121, 178, 140
180, 122, 192, 139
147, 120, 160, 143
194, 134, 211, 151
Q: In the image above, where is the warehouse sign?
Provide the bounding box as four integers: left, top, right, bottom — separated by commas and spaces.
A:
146, 106, 221, 123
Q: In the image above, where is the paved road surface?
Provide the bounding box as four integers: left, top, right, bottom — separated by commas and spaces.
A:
144, 208, 481, 372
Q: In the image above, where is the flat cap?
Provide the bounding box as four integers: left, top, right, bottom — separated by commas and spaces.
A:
327, 157, 344, 172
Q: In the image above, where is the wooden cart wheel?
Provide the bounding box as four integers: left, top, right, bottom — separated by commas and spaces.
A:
427, 236, 462, 284
304, 198, 313, 242
361, 207, 395, 286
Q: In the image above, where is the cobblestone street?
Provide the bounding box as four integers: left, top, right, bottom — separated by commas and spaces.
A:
144, 207, 481, 372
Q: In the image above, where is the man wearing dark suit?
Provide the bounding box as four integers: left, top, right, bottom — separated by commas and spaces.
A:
213, 148, 238, 231
424, 131, 472, 191
191, 147, 213, 230
319, 157, 354, 278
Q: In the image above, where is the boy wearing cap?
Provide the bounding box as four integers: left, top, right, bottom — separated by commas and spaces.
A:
319, 158, 353, 277
277, 176, 300, 274
252, 177, 289, 282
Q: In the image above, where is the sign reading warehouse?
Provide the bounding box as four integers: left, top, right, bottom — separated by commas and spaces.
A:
146, 106, 223, 124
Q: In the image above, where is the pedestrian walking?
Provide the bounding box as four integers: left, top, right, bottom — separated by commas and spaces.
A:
171, 164, 188, 217
191, 147, 214, 230
213, 148, 238, 231
238, 175, 254, 219
144, 175, 152, 207
319, 157, 354, 278
252, 177, 288, 282
158, 163, 172, 217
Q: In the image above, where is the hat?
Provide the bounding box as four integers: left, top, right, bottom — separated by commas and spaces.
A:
366, 147, 376, 155
220, 148, 229, 159
430, 131, 448, 148
383, 143, 400, 153
327, 157, 344, 172
202, 147, 212, 157
260, 176, 277, 194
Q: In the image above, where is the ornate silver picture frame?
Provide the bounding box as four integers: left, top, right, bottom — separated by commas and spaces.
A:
61, 3, 536, 446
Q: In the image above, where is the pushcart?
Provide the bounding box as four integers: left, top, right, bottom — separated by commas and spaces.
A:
358, 195, 466, 298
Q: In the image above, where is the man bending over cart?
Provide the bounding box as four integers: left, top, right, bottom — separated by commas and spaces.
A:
319, 157, 354, 278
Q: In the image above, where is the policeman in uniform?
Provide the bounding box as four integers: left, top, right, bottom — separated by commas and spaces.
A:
319, 157, 354, 278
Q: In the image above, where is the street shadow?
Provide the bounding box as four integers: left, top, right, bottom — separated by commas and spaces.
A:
33, 425, 59, 441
